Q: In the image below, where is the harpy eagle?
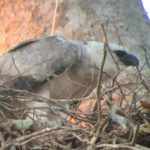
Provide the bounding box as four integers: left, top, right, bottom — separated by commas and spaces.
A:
0, 36, 139, 99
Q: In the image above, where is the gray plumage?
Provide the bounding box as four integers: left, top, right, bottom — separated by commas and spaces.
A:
0, 35, 139, 99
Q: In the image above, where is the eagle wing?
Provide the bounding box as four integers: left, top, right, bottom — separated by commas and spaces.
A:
0, 36, 82, 90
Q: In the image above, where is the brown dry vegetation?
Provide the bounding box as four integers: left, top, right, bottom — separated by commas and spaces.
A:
0, 1, 150, 150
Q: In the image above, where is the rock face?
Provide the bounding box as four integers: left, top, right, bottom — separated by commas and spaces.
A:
0, 0, 150, 99
60, 0, 150, 70
0, 0, 63, 55
1, 1, 149, 61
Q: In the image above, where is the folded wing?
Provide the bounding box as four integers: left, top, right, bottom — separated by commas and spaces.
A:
0, 36, 82, 90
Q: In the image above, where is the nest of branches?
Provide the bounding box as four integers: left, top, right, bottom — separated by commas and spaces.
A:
0, 67, 150, 150
1, 26, 150, 150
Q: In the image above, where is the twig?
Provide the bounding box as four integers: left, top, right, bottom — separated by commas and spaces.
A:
95, 24, 107, 122
105, 46, 126, 107
87, 24, 108, 150
131, 124, 139, 146
11, 55, 32, 91
95, 143, 147, 150
87, 118, 108, 150
115, 27, 124, 48
140, 46, 150, 71
51, 0, 59, 35
5, 127, 53, 148
83, 68, 97, 97
136, 67, 150, 91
